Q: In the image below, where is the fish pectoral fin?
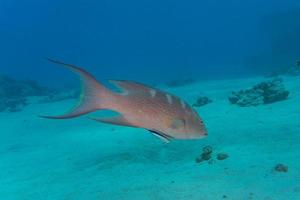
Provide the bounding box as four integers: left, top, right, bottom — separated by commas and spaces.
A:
170, 118, 185, 129
88, 115, 136, 128
148, 130, 173, 143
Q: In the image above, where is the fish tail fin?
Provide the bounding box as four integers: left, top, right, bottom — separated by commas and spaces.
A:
40, 58, 111, 119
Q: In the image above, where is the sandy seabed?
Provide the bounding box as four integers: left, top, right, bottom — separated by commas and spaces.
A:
0, 75, 299, 200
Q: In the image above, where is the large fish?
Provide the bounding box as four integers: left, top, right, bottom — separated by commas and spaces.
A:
42, 59, 207, 142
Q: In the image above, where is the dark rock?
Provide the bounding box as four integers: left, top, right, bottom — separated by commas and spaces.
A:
195, 145, 213, 163
274, 164, 288, 173
193, 96, 212, 107
217, 153, 229, 160
0, 75, 53, 112
203, 145, 213, 154
229, 78, 289, 106
202, 152, 212, 161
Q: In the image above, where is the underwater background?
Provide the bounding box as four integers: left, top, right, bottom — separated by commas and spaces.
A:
0, 0, 300, 199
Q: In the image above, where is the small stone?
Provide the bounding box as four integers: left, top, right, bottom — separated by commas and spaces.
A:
203, 145, 213, 154
196, 145, 213, 164
193, 96, 212, 107
217, 153, 229, 160
202, 153, 212, 161
274, 164, 288, 172
222, 195, 227, 199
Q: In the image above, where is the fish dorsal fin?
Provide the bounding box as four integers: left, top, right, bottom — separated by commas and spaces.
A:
109, 80, 151, 95
149, 130, 173, 143
88, 115, 137, 128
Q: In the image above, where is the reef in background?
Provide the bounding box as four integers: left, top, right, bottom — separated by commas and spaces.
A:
0, 75, 76, 112
229, 78, 289, 107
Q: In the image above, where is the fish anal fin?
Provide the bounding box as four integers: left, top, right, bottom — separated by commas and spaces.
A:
149, 130, 173, 143
88, 115, 136, 128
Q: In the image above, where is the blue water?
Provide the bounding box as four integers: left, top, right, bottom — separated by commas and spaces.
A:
0, 0, 300, 199
1, 0, 300, 86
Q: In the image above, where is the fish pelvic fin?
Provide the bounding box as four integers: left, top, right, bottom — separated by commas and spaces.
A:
149, 130, 173, 143
41, 59, 112, 119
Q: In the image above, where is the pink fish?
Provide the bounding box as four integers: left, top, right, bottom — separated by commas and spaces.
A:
42, 59, 207, 142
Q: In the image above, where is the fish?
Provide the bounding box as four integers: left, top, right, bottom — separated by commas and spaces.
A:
41, 59, 207, 142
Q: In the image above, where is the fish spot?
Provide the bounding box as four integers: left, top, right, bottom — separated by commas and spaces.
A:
149, 89, 156, 98
166, 94, 173, 104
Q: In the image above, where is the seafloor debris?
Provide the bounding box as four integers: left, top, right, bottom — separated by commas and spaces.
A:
0, 75, 75, 112
217, 153, 229, 160
193, 96, 212, 107
274, 163, 288, 173
166, 78, 196, 88
196, 146, 230, 164
229, 78, 289, 107
0, 75, 50, 112
196, 145, 213, 163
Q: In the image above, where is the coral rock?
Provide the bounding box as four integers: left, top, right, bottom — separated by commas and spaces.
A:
193, 96, 212, 107
229, 78, 289, 106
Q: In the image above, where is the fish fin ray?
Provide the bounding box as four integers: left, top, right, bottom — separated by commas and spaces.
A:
41, 59, 110, 119
149, 130, 173, 143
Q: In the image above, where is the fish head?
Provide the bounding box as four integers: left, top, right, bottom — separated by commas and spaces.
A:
185, 108, 207, 139
168, 107, 207, 139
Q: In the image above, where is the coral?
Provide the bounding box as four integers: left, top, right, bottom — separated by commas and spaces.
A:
274, 164, 288, 173
0, 75, 55, 112
229, 78, 289, 106
193, 96, 212, 107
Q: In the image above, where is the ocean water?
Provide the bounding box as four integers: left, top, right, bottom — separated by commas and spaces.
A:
1, 0, 300, 199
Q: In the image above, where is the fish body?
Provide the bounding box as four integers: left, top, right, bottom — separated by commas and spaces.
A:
42, 59, 207, 141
